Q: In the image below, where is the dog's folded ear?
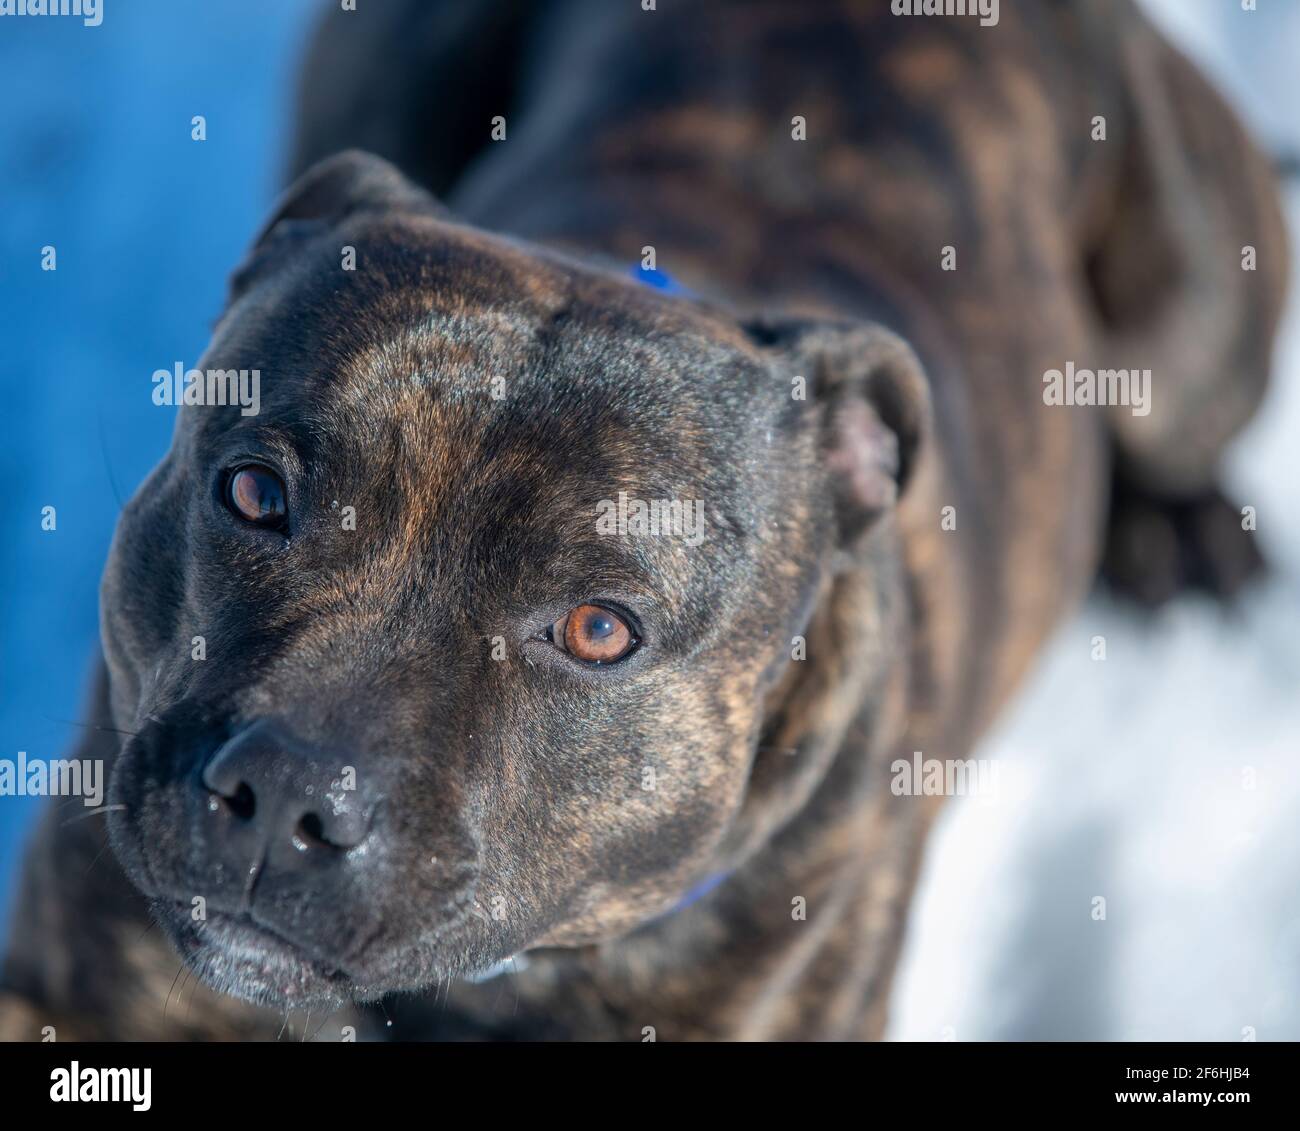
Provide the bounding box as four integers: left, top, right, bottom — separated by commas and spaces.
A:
227, 149, 445, 305
745, 315, 931, 549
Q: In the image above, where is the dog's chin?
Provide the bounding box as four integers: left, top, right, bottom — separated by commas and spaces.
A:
156, 902, 361, 1009
153, 900, 513, 1011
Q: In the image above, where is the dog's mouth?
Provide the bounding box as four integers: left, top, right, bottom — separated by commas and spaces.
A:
153, 887, 502, 1011
158, 902, 360, 1009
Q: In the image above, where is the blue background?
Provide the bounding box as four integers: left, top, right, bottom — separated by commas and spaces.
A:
0, 0, 321, 932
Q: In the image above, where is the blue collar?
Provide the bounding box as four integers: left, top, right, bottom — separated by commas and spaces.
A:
666, 870, 729, 915
629, 263, 691, 296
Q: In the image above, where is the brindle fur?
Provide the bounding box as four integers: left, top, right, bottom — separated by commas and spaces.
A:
1, 0, 1287, 1040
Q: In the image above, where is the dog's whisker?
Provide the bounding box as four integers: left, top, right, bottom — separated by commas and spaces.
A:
42, 715, 141, 740
162, 962, 186, 1020
52, 795, 91, 813
61, 804, 126, 828
97, 407, 127, 513
82, 839, 113, 878
309, 1006, 339, 1043
178, 965, 195, 1022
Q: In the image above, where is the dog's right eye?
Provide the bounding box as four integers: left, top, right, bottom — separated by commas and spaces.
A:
545, 605, 638, 664
225, 465, 287, 528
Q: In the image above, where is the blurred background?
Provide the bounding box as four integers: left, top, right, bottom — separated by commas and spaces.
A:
0, 0, 1296, 1039
891, 0, 1300, 1041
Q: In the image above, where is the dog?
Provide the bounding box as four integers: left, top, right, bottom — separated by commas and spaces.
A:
1, 0, 1288, 1041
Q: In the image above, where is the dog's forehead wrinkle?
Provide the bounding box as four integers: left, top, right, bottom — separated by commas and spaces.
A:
345, 211, 575, 298
324, 315, 535, 419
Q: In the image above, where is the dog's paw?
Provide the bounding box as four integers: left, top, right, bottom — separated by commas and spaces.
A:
1101, 484, 1265, 607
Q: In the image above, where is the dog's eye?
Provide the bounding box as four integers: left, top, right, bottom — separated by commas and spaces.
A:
548, 605, 637, 664
225, 465, 287, 527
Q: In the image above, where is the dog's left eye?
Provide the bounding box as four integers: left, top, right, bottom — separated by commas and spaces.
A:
547, 605, 638, 664
224, 465, 287, 528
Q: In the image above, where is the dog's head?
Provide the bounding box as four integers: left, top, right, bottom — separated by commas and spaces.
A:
102, 151, 929, 1007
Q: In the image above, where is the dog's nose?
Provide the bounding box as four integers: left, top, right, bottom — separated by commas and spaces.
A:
201, 720, 373, 866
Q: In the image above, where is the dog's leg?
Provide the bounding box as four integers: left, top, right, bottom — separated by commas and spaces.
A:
289, 0, 543, 196
1085, 8, 1289, 604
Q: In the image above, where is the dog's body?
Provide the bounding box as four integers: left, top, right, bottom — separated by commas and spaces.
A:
2, 0, 1287, 1040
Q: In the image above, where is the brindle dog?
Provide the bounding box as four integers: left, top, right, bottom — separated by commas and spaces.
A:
1, 0, 1287, 1040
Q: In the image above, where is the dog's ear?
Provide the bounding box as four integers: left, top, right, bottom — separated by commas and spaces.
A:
745, 315, 930, 548
228, 149, 445, 304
